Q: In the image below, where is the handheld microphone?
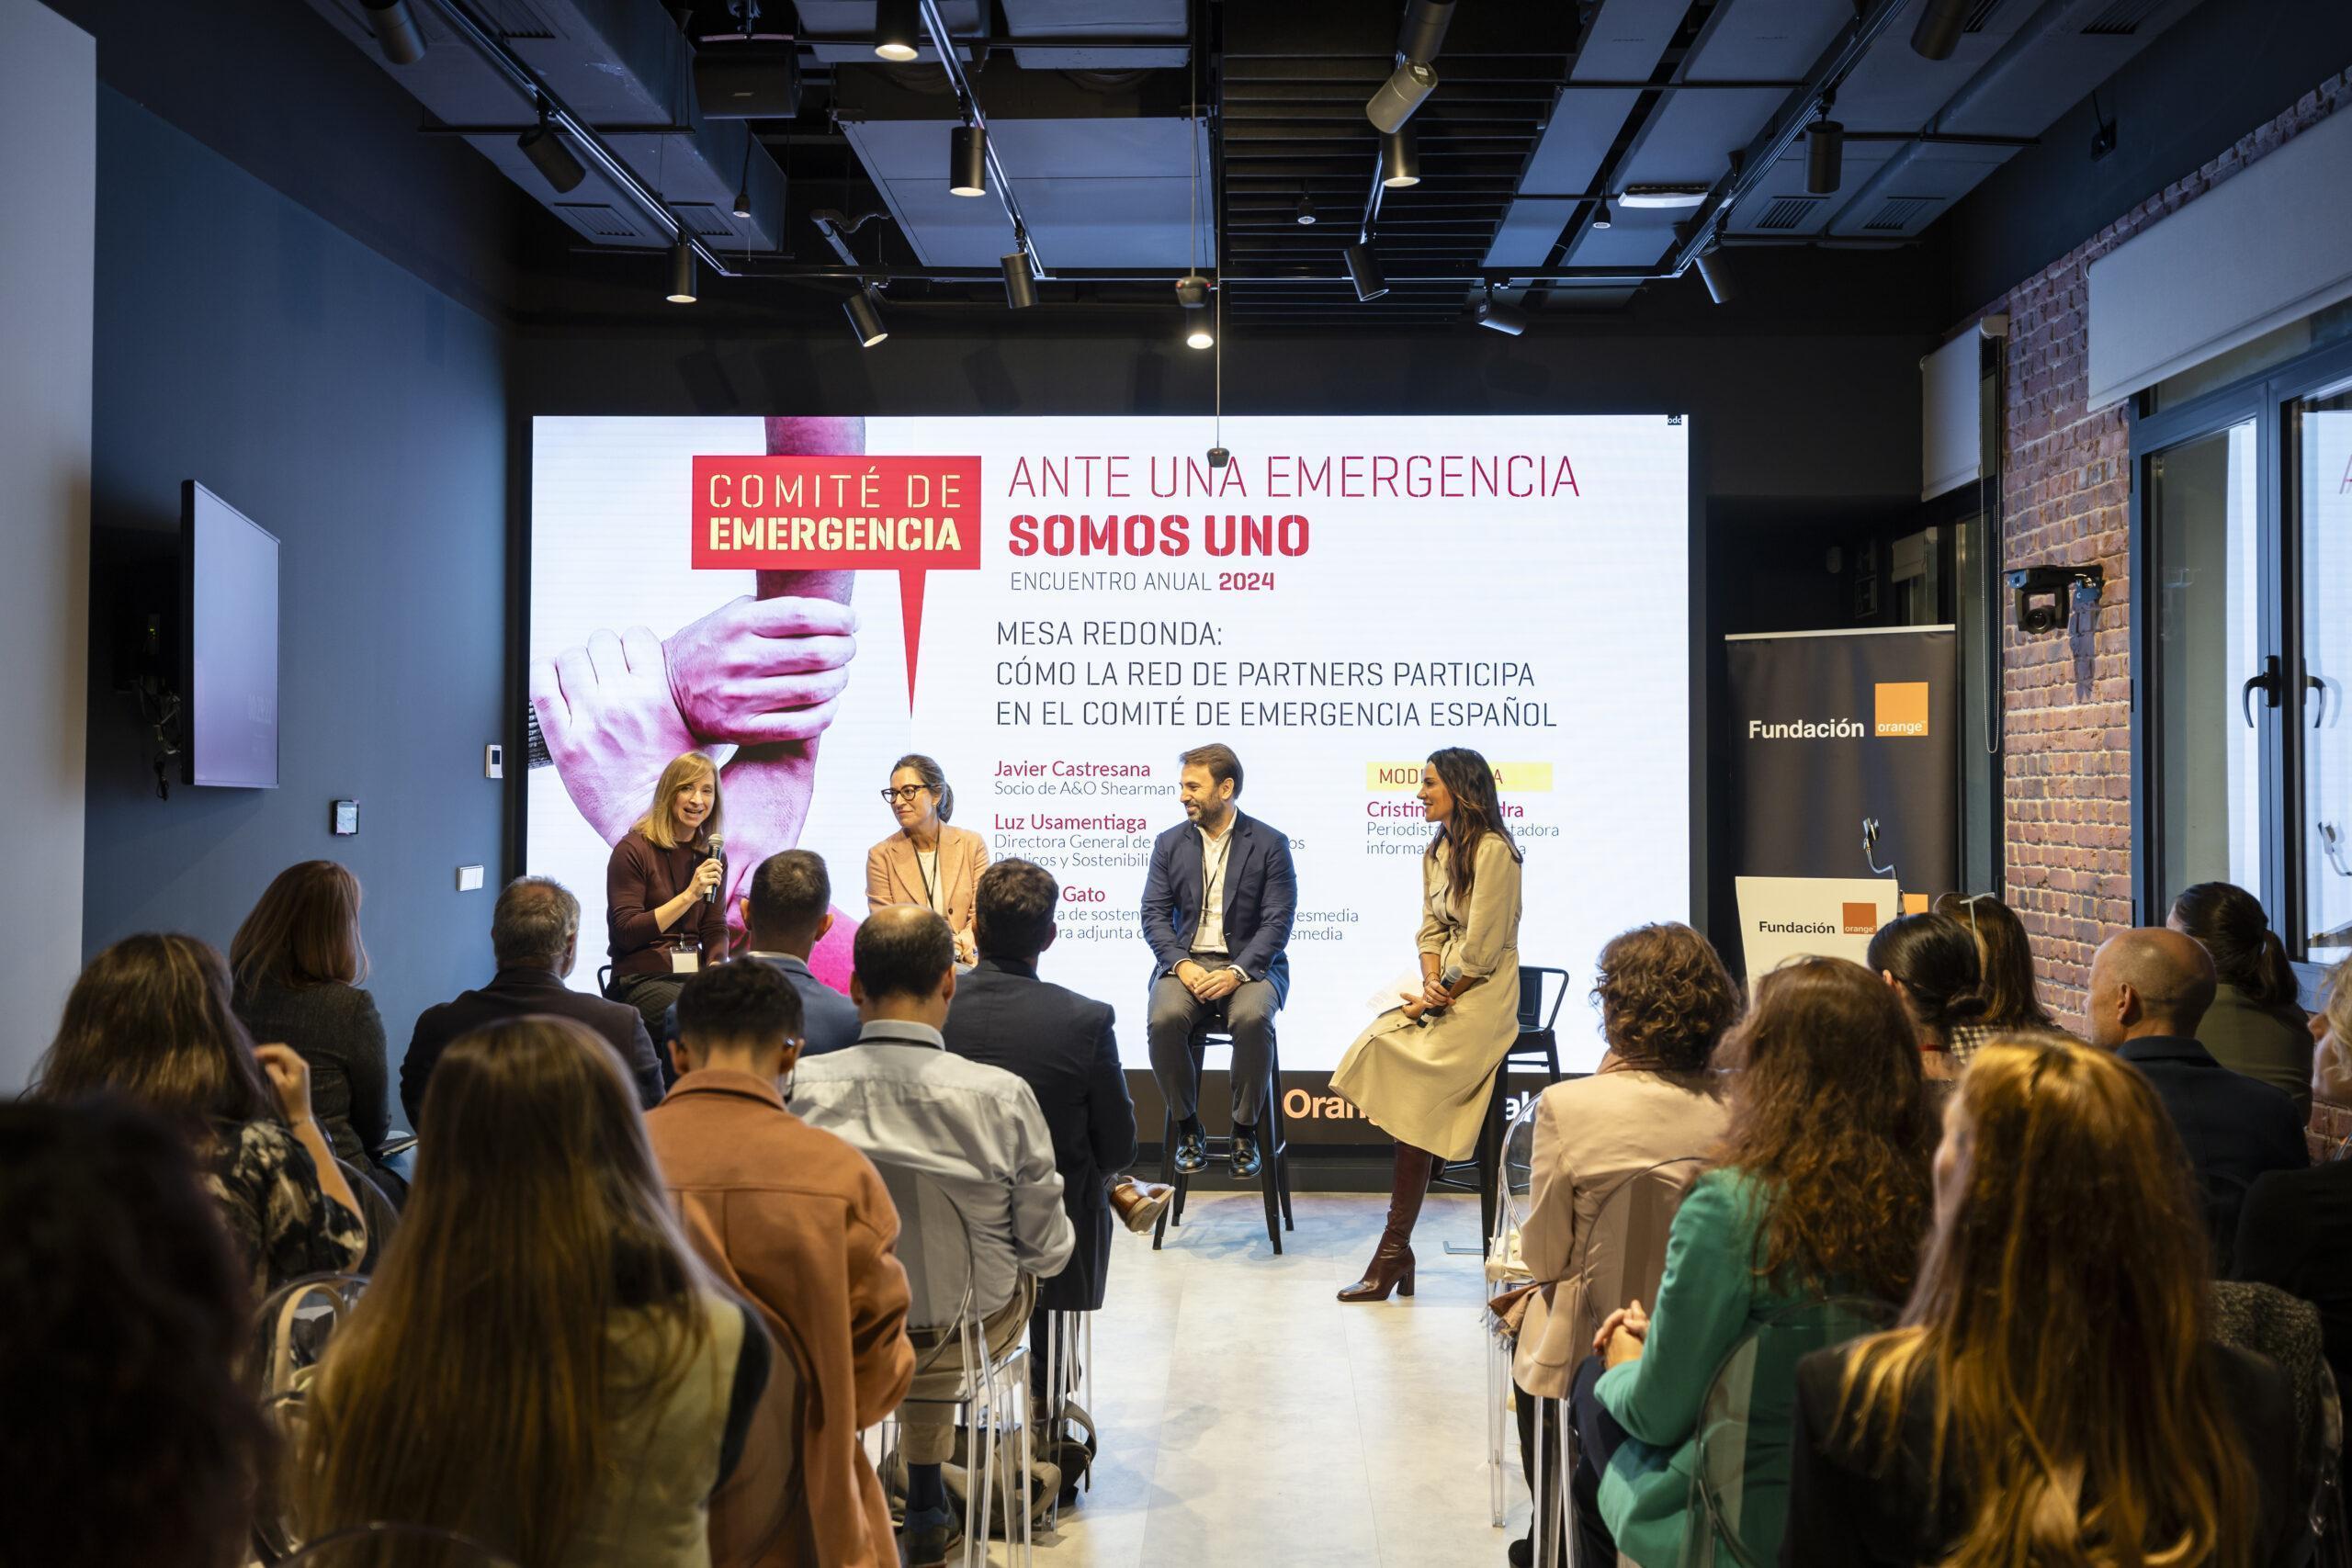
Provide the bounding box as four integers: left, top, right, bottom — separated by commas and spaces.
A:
1419, 964, 1464, 1024
704, 833, 726, 903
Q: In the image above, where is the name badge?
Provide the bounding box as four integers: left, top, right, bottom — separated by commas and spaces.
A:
670, 948, 701, 975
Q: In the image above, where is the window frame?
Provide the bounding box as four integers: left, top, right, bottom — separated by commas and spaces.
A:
2129, 333, 2352, 999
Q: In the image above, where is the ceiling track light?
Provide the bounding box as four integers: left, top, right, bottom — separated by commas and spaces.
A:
1002, 237, 1038, 310
1591, 197, 1613, 231
1396, 0, 1456, 67
517, 100, 585, 195
1911, 0, 1973, 60
1295, 186, 1317, 225
666, 230, 697, 304
1692, 242, 1734, 308
1366, 60, 1437, 133
949, 124, 988, 197
874, 0, 922, 62
1345, 241, 1387, 302
1177, 275, 1214, 348
363, 0, 426, 65
843, 288, 888, 347
1474, 282, 1526, 336
1380, 127, 1421, 189
1805, 115, 1845, 196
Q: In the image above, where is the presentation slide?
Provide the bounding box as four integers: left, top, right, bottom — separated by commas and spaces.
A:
525, 414, 1690, 1075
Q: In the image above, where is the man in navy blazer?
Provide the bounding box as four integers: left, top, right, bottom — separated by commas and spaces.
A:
662, 850, 862, 1062
947, 857, 1169, 1427
2087, 926, 2309, 1256
1140, 742, 1297, 1177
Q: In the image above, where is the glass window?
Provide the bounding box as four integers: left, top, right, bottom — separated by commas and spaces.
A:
2297, 378, 2352, 961
2148, 299, 2352, 412
2150, 421, 2264, 900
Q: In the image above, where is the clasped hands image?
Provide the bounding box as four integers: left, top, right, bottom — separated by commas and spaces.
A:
1594, 1298, 1651, 1370
1170, 956, 1245, 1003
530, 589, 859, 929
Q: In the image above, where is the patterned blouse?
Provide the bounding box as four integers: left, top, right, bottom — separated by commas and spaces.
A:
205, 1118, 368, 1295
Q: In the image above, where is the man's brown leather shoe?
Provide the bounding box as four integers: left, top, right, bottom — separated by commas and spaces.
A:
1111, 1178, 1175, 1234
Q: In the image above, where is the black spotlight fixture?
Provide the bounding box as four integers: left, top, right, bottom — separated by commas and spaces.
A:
1380, 127, 1420, 189
1396, 0, 1456, 67
1207, 446, 1232, 468
843, 288, 888, 347
1591, 197, 1613, 231
1911, 0, 1972, 60
363, 0, 426, 65
1344, 241, 1387, 302
1002, 235, 1039, 310
1805, 108, 1844, 196
949, 124, 988, 197
1176, 274, 1213, 349
666, 231, 697, 304
1692, 242, 1734, 307
874, 0, 922, 62
1366, 61, 1437, 133
1295, 186, 1317, 225
732, 184, 753, 220
1473, 283, 1526, 336
517, 100, 585, 195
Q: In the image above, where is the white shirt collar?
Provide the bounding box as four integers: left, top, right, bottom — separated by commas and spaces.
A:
857, 1019, 946, 1049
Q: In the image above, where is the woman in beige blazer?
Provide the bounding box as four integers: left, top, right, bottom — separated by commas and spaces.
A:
866, 753, 989, 964
1505, 922, 1736, 1566
1332, 747, 1524, 1303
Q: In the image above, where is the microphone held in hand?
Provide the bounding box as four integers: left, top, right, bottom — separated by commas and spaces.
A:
704, 833, 726, 903
1419, 964, 1464, 1024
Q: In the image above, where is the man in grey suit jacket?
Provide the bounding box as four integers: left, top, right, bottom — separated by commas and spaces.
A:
1140, 743, 1297, 1178
663, 850, 861, 1059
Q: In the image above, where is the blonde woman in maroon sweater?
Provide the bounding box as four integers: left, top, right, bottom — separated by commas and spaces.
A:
605, 751, 731, 1035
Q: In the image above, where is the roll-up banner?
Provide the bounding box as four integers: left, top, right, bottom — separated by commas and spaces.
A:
1723, 626, 1958, 976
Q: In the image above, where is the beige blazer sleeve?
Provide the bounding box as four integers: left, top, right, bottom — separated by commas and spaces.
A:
944, 825, 989, 942
1518, 1089, 1577, 1285
865, 837, 900, 915
1453, 834, 1522, 981
1416, 854, 1449, 956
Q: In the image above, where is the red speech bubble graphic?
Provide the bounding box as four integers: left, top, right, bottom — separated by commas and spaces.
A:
692, 454, 982, 707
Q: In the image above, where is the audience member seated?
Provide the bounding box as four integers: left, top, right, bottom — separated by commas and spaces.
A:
2171, 881, 2315, 1115
34, 933, 366, 1293
294, 1015, 775, 1567
1867, 911, 1984, 1091
0, 1099, 271, 1568
231, 859, 405, 1203
942, 859, 1169, 1457
2086, 927, 2306, 1257
646, 960, 916, 1568
2315, 953, 2352, 1108
2233, 957, 2352, 1498
1785, 1038, 2307, 1568
662, 849, 862, 1060
1930, 891, 2057, 1060
1504, 921, 1738, 1568
1569, 956, 1935, 1568
792, 907, 1076, 1568
402, 874, 662, 1123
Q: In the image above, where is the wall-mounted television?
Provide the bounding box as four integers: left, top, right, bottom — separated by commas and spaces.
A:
180, 481, 278, 789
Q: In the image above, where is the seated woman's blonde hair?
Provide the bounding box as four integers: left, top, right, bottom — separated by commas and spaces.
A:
634, 750, 724, 850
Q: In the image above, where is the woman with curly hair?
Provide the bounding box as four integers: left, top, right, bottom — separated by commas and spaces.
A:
1502, 922, 1739, 1568
1788, 1037, 2301, 1567
1566, 957, 1936, 1568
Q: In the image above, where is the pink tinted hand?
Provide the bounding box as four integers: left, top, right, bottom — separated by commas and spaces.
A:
532, 627, 695, 844
663, 594, 860, 745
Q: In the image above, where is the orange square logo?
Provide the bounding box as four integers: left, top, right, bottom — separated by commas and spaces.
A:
1874, 682, 1929, 738
1841, 901, 1878, 936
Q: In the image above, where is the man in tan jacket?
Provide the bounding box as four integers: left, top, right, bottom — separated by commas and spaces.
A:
647, 960, 915, 1568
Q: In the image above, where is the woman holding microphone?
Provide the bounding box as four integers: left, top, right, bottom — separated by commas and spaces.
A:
605, 751, 729, 1033
866, 752, 989, 966
1331, 746, 1524, 1303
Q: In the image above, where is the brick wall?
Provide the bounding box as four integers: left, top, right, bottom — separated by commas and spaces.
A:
1965, 70, 2352, 1029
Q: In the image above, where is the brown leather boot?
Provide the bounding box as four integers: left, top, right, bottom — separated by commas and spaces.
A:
1339, 1143, 1433, 1302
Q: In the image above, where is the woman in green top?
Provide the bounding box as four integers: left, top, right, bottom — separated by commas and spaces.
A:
1565, 957, 1936, 1568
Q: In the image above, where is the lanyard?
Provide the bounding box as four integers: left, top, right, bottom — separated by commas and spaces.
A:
910, 838, 941, 911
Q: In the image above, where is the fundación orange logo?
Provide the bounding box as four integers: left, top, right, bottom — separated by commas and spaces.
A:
1841, 901, 1879, 936
1873, 682, 1929, 738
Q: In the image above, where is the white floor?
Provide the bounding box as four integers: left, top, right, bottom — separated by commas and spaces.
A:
1012, 1190, 1530, 1568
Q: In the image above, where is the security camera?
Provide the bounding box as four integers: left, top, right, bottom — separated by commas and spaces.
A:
2007, 563, 2104, 634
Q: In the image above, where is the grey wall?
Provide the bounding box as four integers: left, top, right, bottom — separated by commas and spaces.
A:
1, 0, 95, 1089
83, 89, 509, 1096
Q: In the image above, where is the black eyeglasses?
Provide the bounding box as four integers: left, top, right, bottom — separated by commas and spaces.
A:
880, 785, 930, 804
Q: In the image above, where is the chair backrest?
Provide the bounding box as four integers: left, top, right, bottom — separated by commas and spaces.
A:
249, 1272, 371, 1561
269, 1521, 521, 1567
1690, 1293, 1899, 1568
1515, 965, 1570, 1034
869, 1158, 980, 1336
1569, 1157, 1707, 1353
1491, 1091, 1547, 1263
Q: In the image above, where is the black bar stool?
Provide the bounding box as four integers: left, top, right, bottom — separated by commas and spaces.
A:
1152, 1028, 1295, 1255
